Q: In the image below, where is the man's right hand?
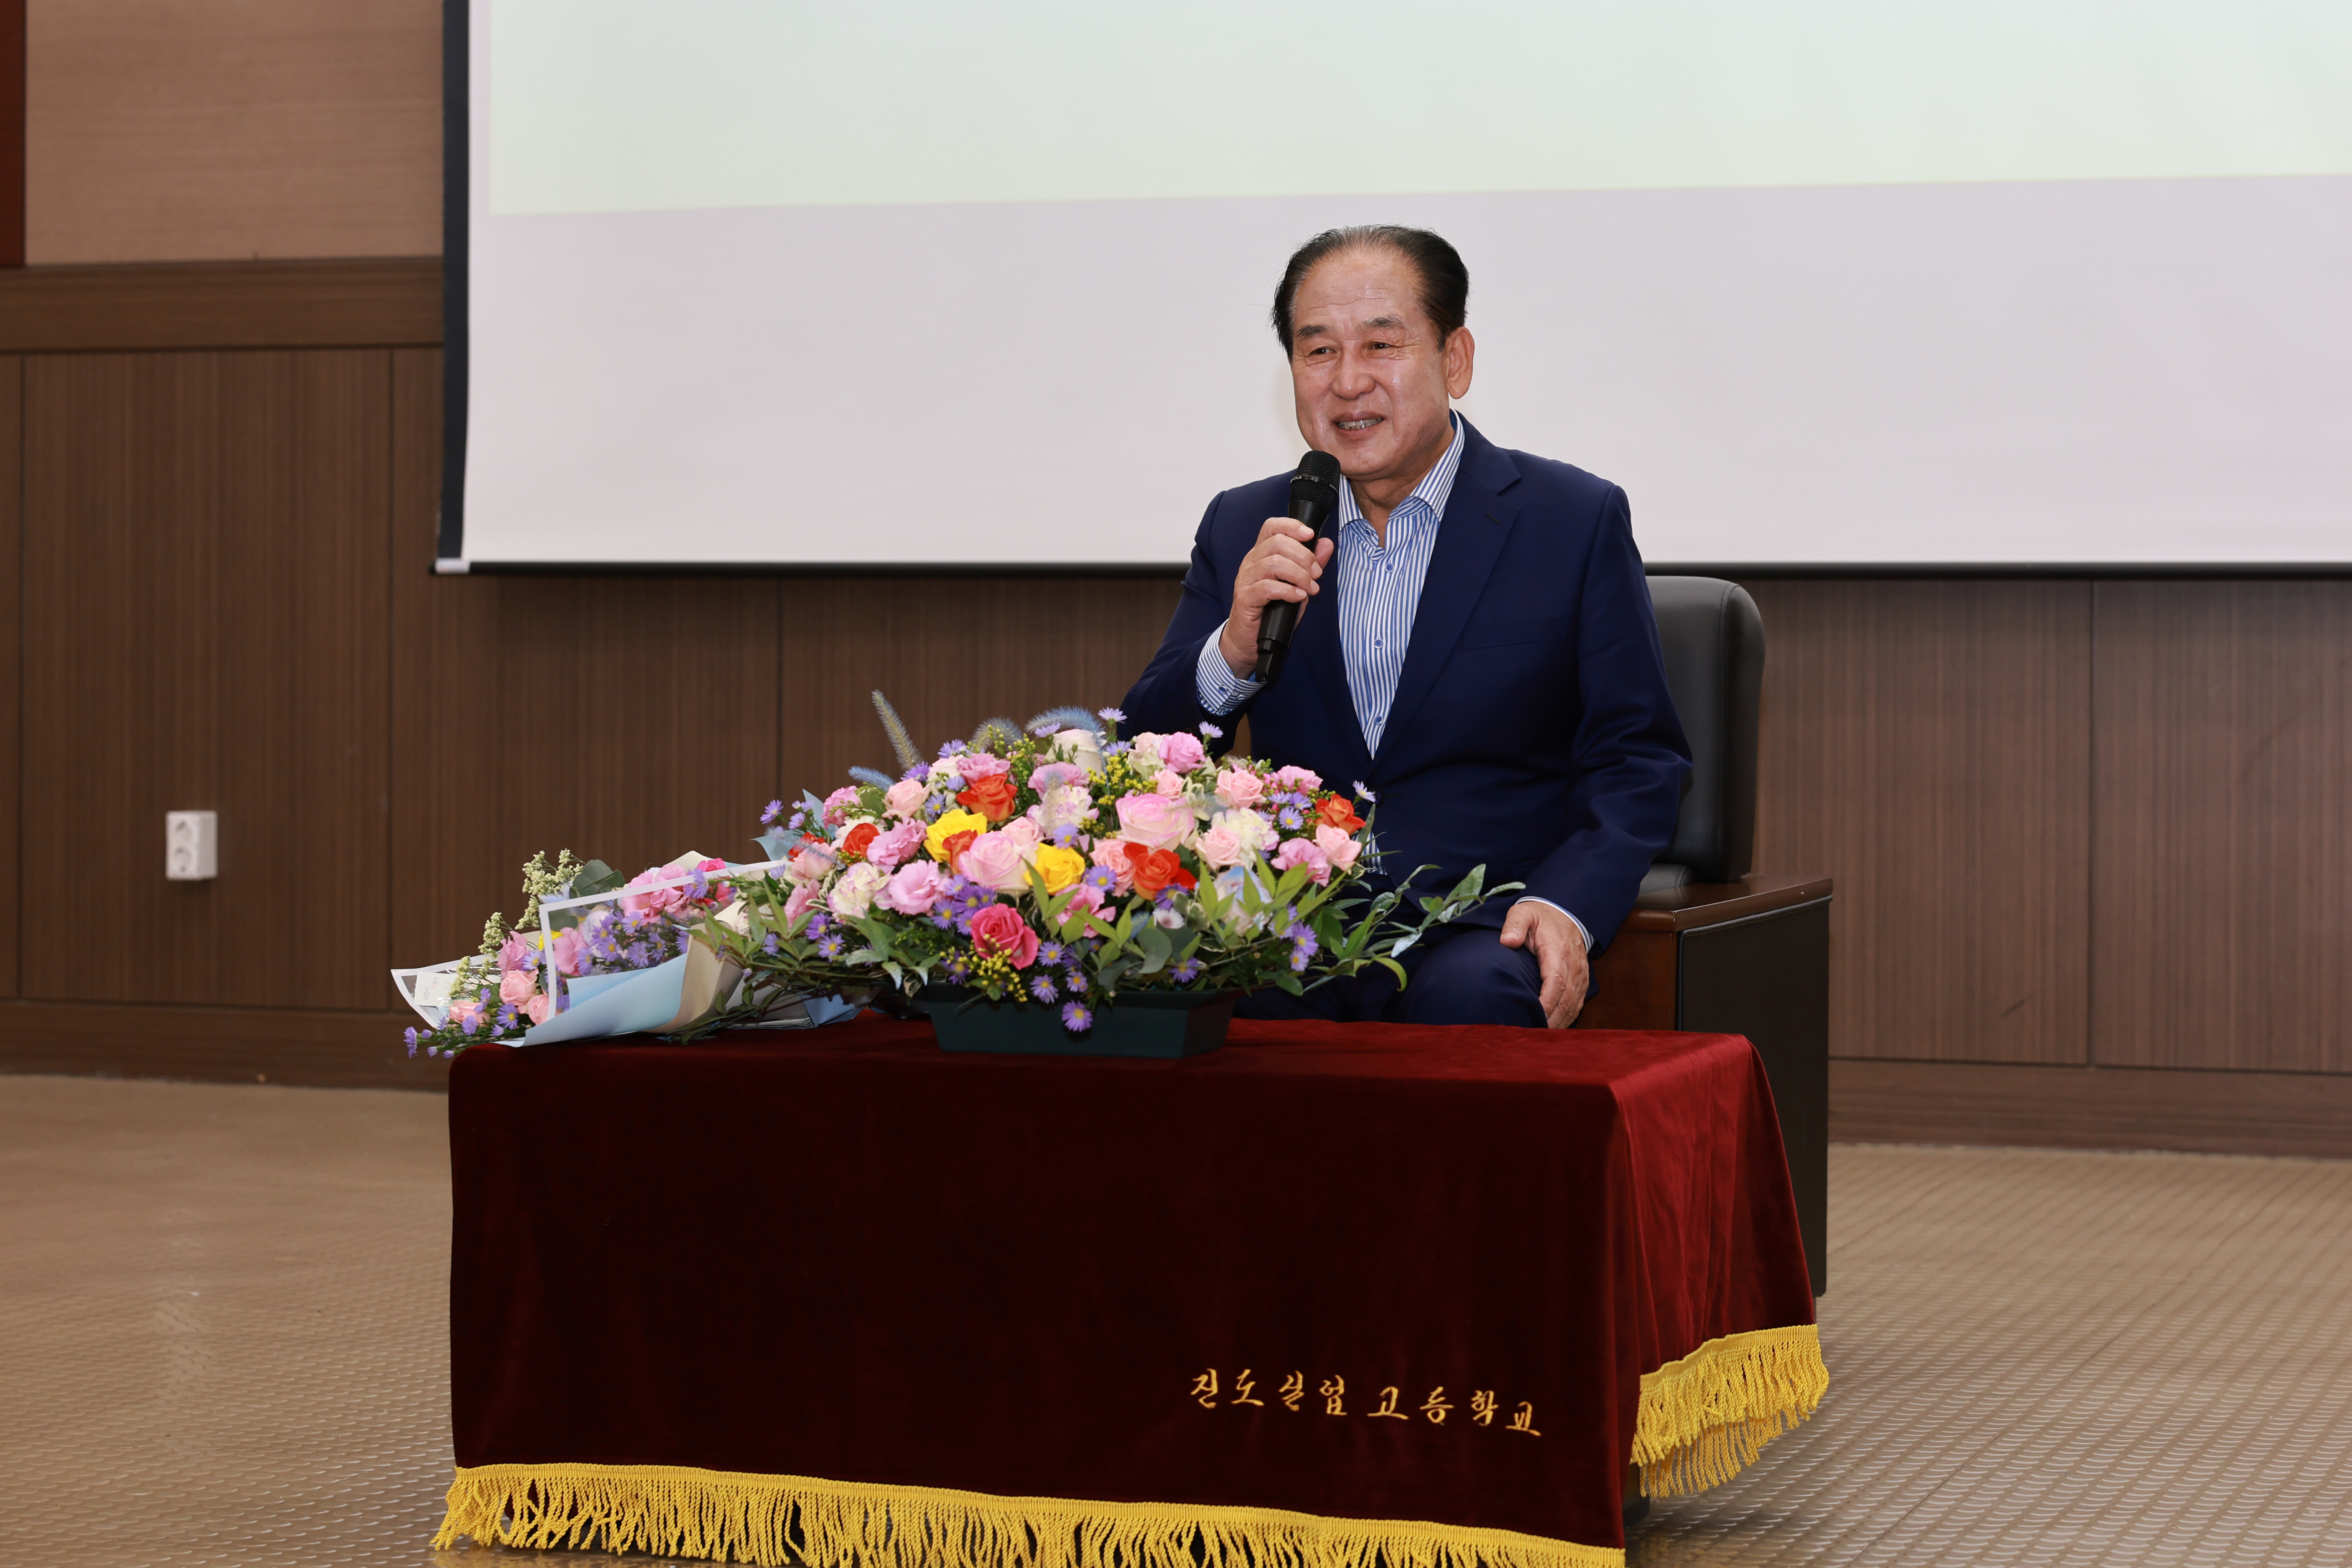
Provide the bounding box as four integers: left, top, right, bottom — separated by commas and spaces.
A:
1218, 517, 1338, 678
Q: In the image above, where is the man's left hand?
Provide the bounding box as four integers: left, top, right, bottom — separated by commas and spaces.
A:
1498, 902, 1589, 1028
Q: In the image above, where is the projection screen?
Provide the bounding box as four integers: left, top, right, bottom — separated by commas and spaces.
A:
447, 1, 2352, 571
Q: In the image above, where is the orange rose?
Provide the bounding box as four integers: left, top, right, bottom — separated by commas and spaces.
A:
940, 829, 980, 869
957, 773, 1021, 823
1124, 843, 1196, 899
1316, 795, 1364, 834
839, 822, 880, 861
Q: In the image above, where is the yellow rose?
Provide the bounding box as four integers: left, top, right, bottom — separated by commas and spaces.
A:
924, 809, 990, 862
1032, 844, 1085, 894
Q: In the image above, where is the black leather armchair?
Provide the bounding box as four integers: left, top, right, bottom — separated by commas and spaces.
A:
1643, 576, 1765, 890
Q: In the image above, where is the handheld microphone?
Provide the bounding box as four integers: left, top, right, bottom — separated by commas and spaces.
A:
1253, 450, 1343, 683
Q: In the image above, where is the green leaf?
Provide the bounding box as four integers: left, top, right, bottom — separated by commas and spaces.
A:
1135, 920, 1172, 975
1272, 969, 1305, 995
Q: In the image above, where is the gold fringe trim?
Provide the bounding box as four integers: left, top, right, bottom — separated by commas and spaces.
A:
1632, 1323, 1828, 1498
434, 1463, 1624, 1568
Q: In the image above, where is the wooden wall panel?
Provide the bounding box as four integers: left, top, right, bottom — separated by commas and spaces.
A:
25, 0, 439, 264
21, 350, 392, 1009
388, 352, 787, 978
0, 360, 19, 996
2091, 582, 2352, 1074
776, 576, 1186, 798
1744, 579, 2091, 1064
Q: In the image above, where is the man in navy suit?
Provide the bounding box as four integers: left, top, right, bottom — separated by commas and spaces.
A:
1120, 226, 1690, 1028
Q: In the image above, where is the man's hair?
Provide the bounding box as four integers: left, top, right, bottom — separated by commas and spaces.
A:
1271, 225, 1469, 350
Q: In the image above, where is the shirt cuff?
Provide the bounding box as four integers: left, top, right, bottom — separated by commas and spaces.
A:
1194, 624, 1263, 717
1512, 896, 1591, 953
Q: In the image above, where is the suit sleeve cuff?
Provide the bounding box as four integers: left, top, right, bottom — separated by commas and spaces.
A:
1513, 896, 1590, 953
1195, 625, 1263, 717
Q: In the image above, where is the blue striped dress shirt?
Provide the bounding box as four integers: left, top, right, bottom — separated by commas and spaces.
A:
1191, 413, 1588, 948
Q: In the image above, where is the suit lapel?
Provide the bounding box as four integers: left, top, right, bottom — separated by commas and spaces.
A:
1372, 424, 1520, 774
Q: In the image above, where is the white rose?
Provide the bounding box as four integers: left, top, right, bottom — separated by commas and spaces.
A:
1211, 808, 1277, 856
1053, 728, 1105, 777
827, 862, 886, 920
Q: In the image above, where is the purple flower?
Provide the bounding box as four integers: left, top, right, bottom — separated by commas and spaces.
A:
760, 799, 784, 825
1030, 976, 1059, 1005
816, 933, 846, 959
1199, 721, 1224, 739
1061, 1001, 1094, 1034
1037, 940, 1065, 968
938, 739, 969, 758
805, 910, 831, 936
403, 1026, 420, 1058
1353, 781, 1377, 801
1277, 806, 1305, 832
1096, 708, 1125, 723
761, 933, 780, 956
1171, 958, 1204, 985
1290, 930, 1320, 971
1081, 865, 1116, 894
1064, 968, 1088, 994
902, 764, 930, 781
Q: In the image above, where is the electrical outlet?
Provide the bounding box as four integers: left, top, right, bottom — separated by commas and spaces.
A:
166, 811, 218, 880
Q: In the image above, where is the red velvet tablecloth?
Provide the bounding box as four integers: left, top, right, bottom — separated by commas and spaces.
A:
437, 1017, 1820, 1568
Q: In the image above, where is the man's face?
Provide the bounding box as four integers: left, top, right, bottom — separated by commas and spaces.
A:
1288, 248, 1475, 489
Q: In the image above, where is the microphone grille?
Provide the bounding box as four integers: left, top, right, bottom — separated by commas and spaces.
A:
1295, 450, 1342, 486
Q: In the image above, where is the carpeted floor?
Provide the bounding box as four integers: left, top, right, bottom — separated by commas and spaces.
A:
3, 1073, 2347, 1566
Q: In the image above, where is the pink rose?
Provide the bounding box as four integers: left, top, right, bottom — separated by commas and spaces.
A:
1090, 838, 1136, 894
968, 904, 1041, 968
866, 819, 926, 873
822, 785, 863, 826
619, 868, 689, 918
1271, 765, 1324, 793
1314, 823, 1362, 874
525, 993, 553, 1026
1157, 732, 1206, 773
1195, 825, 1246, 869
956, 831, 1030, 894
1154, 769, 1186, 798
548, 928, 588, 978
498, 968, 537, 1007
1272, 836, 1332, 885
1028, 761, 1086, 793
1116, 791, 1192, 850
1057, 883, 1106, 931
787, 845, 836, 884
446, 997, 484, 1029
998, 816, 1043, 852
884, 778, 929, 819
496, 931, 538, 973
1127, 733, 1166, 769
784, 881, 824, 927
1215, 767, 1266, 809
878, 860, 948, 916
958, 752, 1012, 780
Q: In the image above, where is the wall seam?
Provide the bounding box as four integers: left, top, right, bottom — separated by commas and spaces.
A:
2086, 579, 2100, 1068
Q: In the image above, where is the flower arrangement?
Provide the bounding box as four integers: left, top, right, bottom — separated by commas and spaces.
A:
708, 704, 1507, 1035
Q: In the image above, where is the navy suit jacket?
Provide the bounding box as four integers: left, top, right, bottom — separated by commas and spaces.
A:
1121, 421, 1691, 953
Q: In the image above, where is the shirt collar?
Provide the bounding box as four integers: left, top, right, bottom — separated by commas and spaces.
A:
1335, 411, 1466, 533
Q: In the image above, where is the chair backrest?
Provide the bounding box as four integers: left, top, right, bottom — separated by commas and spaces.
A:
1644, 576, 1764, 885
